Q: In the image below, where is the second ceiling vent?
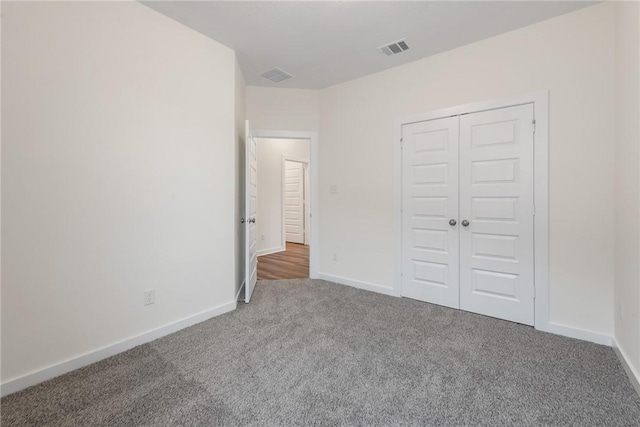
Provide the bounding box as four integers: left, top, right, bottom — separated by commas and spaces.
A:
260, 68, 293, 83
378, 39, 410, 56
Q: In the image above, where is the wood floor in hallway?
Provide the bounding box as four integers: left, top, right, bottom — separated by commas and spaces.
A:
257, 242, 309, 280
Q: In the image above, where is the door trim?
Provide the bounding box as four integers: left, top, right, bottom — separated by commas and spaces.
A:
394, 90, 549, 331
282, 155, 309, 248
253, 129, 319, 279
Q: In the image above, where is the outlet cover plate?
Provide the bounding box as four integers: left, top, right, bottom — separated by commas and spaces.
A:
144, 289, 155, 306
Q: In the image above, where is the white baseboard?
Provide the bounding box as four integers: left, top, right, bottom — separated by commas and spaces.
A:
540, 321, 612, 346
1, 300, 237, 397
318, 273, 399, 297
257, 246, 285, 257
612, 338, 640, 397
236, 280, 245, 302
318, 273, 614, 349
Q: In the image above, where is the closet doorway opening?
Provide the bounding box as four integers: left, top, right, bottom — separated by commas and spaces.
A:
395, 91, 549, 330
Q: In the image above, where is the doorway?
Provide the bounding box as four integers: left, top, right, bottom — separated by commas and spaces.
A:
395, 92, 549, 329
241, 126, 319, 291
254, 138, 310, 280
402, 104, 534, 325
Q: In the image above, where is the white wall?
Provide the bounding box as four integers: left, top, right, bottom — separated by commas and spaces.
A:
235, 59, 246, 298
256, 139, 310, 254
614, 1, 640, 382
318, 3, 616, 336
246, 87, 320, 132
1, 1, 237, 384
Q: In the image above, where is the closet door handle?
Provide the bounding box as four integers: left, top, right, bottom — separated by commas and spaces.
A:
449, 219, 457, 226
461, 220, 470, 227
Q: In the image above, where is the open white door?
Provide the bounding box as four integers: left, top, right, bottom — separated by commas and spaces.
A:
284, 160, 305, 244
244, 120, 258, 303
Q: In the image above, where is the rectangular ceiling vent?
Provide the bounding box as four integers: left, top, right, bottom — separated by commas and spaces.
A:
260, 67, 293, 83
378, 39, 410, 56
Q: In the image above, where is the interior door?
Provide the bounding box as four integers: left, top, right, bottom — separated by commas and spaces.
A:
401, 116, 460, 309
244, 120, 258, 303
284, 160, 305, 244
304, 164, 310, 245
458, 104, 535, 325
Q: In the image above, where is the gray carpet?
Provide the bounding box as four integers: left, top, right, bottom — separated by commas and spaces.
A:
2, 279, 640, 426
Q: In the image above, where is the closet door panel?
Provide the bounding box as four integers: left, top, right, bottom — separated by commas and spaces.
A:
401, 116, 460, 309
459, 104, 535, 325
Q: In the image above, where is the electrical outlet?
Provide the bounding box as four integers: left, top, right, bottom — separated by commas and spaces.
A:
144, 289, 155, 306
329, 185, 338, 194
332, 252, 338, 262
261, 234, 265, 241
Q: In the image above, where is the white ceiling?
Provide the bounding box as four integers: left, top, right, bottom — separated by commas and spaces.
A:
142, 1, 597, 90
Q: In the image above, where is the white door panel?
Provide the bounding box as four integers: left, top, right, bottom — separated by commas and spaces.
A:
401, 103, 536, 326
244, 120, 258, 303
459, 104, 535, 325
401, 116, 459, 309
284, 160, 305, 244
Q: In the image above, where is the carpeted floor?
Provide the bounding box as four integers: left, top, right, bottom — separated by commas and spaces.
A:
2, 279, 640, 426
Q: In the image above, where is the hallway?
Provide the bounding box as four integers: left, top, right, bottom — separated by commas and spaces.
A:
257, 243, 309, 280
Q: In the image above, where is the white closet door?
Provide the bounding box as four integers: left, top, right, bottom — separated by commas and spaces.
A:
459, 104, 535, 325
402, 116, 460, 309
284, 160, 304, 244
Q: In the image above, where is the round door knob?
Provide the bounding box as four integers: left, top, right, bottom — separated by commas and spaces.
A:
240, 217, 246, 224
461, 220, 470, 227
249, 218, 256, 224
449, 219, 457, 226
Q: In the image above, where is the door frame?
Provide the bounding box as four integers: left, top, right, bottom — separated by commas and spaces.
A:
282, 155, 309, 248
394, 90, 549, 331
253, 129, 319, 279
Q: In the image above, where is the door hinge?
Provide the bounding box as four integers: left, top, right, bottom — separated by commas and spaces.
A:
532, 119, 536, 134
400, 138, 404, 149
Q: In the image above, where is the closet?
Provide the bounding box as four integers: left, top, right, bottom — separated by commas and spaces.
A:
401, 104, 535, 325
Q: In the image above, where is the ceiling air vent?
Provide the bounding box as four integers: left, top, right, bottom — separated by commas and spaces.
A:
260, 67, 293, 83
378, 39, 410, 56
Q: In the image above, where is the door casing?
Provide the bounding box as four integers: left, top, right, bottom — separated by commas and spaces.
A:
394, 91, 549, 332
253, 129, 319, 279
